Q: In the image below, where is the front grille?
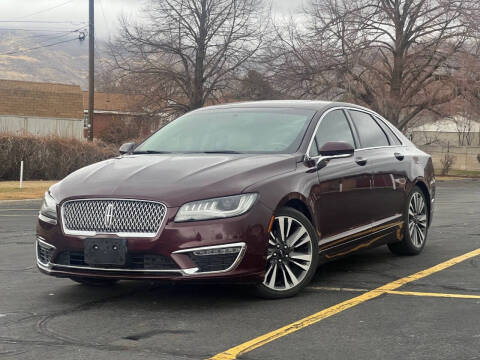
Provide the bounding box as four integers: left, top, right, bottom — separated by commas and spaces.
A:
62, 199, 166, 236
37, 241, 54, 264
54, 251, 179, 270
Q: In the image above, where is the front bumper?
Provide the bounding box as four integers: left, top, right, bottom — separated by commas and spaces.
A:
36, 202, 272, 283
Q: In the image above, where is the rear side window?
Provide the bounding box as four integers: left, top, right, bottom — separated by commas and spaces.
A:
310, 110, 356, 156
349, 110, 389, 148
375, 117, 402, 145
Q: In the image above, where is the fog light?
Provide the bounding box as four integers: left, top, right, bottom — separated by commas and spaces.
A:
173, 242, 246, 273
192, 246, 242, 256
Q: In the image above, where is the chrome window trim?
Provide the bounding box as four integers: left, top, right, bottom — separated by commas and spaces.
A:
173, 242, 246, 275
305, 106, 406, 160
306, 107, 353, 159
60, 198, 168, 238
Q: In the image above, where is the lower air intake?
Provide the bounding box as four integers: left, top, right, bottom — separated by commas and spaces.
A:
54, 251, 179, 270
185, 244, 244, 273
37, 241, 54, 264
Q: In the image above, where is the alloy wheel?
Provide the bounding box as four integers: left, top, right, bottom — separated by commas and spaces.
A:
408, 192, 428, 248
263, 216, 313, 291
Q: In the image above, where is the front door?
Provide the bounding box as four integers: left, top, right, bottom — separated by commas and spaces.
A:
309, 109, 374, 251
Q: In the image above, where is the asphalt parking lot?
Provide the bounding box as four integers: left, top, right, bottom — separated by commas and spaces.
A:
0, 179, 479, 360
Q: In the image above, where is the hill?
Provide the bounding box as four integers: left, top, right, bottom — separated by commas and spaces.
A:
0, 30, 91, 88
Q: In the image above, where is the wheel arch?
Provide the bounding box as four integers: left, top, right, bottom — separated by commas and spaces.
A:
274, 193, 313, 223
413, 178, 431, 227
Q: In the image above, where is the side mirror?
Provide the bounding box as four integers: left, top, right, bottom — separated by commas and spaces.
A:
119, 142, 136, 154
313, 142, 354, 170
318, 141, 354, 156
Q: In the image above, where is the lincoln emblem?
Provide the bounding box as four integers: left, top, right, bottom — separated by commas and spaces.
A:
104, 203, 114, 228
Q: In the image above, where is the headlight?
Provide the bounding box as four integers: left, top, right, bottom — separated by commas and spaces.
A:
39, 191, 58, 224
175, 193, 257, 222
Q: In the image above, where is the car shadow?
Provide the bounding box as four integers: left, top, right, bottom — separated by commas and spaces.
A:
45, 246, 401, 309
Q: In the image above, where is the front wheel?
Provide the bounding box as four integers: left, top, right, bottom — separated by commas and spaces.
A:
388, 186, 429, 256
255, 207, 319, 299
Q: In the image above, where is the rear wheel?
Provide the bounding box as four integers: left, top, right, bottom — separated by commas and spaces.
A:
255, 207, 319, 299
70, 277, 119, 287
388, 186, 428, 255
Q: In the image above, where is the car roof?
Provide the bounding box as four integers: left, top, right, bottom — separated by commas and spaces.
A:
195, 100, 372, 113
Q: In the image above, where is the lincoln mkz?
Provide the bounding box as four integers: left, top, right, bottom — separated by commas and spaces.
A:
36, 101, 435, 298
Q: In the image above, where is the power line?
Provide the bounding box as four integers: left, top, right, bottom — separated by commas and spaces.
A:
0, 37, 83, 56
2, 27, 86, 44
14, 0, 77, 20
0, 21, 87, 24
0, 25, 86, 55
0, 27, 81, 33
32, 26, 86, 45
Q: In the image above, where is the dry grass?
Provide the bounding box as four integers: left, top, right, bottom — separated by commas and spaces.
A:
435, 176, 468, 181
436, 169, 480, 181
448, 169, 480, 178
0, 181, 57, 200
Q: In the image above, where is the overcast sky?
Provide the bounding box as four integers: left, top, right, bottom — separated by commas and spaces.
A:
0, 0, 304, 40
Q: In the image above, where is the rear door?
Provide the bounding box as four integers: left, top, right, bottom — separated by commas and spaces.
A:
373, 116, 409, 218
347, 110, 405, 224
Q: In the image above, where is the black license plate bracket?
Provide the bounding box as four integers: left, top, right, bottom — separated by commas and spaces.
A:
84, 238, 127, 266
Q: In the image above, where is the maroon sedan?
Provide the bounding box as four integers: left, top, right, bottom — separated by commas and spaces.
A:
36, 101, 435, 298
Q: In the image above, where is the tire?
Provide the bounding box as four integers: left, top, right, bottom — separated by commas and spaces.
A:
70, 277, 119, 287
388, 186, 429, 256
255, 207, 319, 299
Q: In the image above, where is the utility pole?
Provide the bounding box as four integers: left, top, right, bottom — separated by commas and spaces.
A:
88, 0, 94, 141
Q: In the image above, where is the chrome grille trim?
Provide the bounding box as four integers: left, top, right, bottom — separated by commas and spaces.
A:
61, 198, 167, 238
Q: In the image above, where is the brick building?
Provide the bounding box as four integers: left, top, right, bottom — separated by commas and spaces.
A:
0, 79, 84, 139
83, 92, 160, 141
0, 79, 160, 141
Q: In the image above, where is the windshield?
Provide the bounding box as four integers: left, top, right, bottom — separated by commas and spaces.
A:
134, 108, 315, 154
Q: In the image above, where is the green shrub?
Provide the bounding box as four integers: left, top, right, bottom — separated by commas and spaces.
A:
0, 134, 118, 180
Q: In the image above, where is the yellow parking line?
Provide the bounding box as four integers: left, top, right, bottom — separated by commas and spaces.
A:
209, 248, 480, 360
385, 290, 480, 299
309, 286, 480, 300
308, 286, 369, 292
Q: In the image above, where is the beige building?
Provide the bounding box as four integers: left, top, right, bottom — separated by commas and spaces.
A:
410, 117, 480, 146
0, 79, 84, 139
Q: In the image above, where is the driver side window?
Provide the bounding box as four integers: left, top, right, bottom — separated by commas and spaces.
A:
310, 110, 356, 156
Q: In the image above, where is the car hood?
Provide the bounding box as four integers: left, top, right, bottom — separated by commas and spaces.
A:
52, 153, 297, 207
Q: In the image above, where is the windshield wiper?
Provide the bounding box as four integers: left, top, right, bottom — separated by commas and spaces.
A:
132, 150, 171, 154
201, 150, 243, 154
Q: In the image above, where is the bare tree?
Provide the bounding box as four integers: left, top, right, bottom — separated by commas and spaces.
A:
454, 115, 476, 145
233, 70, 284, 100
434, 49, 480, 145
268, 0, 480, 131
440, 142, 456, 175
108, 0, 267, 116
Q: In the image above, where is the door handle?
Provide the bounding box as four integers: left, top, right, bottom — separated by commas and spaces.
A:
394, 152, 404, 161
355, 157, 368, 166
